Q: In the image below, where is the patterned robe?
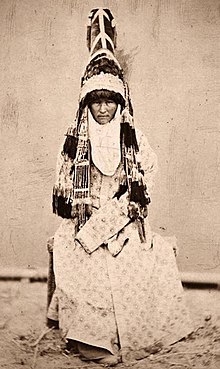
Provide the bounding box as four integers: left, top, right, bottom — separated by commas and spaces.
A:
48, 129, 193, 362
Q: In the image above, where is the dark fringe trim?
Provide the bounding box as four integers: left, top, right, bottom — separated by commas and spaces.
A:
130, 181, 151, 208
131, 127, 138, 152
128, 95, 133, 116
63, 135, 78, 160
52, 193, 72, 219
120, 122, 132, 148
120, 123, 139, 152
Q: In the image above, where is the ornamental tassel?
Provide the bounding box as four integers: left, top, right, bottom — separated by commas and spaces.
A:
57, 195, 72, 218
119, 111, 151, 243
113, 169, 128, 200
130, 177, 151, 208
130, 164, 151, 207
63, 134, 78, 160
52, 187, 73, 219
72, 111, 92, 231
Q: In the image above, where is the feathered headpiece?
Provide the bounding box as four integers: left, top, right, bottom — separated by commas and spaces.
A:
53, 8, 150, 234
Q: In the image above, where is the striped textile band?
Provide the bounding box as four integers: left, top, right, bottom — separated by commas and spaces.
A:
88, 48, 121, 69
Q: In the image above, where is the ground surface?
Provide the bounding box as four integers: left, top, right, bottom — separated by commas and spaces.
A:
0, 281, 219, 369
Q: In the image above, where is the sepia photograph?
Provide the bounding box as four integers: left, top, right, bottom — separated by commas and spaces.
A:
0, 1, 219, 368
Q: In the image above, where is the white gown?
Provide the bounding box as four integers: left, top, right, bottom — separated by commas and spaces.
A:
48, 129, 193, 362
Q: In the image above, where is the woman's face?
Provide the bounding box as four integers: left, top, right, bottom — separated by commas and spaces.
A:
90, 99, 118, 125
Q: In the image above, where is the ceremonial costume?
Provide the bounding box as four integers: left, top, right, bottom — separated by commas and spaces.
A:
48, 8, 193, 364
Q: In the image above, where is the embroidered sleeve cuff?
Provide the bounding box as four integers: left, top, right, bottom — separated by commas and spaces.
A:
75, 198, 129, 253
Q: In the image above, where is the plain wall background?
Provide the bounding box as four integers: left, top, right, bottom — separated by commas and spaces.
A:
0, 0, 219, 273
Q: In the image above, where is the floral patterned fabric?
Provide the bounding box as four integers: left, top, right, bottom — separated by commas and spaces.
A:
48, 130, 193, 362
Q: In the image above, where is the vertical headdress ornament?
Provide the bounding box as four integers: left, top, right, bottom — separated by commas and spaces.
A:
80, 8, 125, 104
53, 8, 150, 238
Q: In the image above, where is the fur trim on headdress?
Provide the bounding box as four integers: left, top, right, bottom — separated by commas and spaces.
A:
80, 72, 125, 101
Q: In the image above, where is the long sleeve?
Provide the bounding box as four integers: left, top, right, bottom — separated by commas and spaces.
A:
75, 197, 130, 253
54, 139, 75, 193
136, 128, 158, 196
52, 123, 77, 218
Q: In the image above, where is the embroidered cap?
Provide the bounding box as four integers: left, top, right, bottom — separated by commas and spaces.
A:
80, 8, 125, 103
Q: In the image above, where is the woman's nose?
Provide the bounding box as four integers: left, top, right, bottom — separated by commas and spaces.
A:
99, 102, 107, 112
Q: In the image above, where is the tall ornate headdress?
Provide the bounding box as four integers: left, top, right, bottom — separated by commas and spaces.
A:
53, 8, 150, 236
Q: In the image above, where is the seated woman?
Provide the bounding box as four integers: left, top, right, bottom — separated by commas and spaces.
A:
47, 8, 193, 366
